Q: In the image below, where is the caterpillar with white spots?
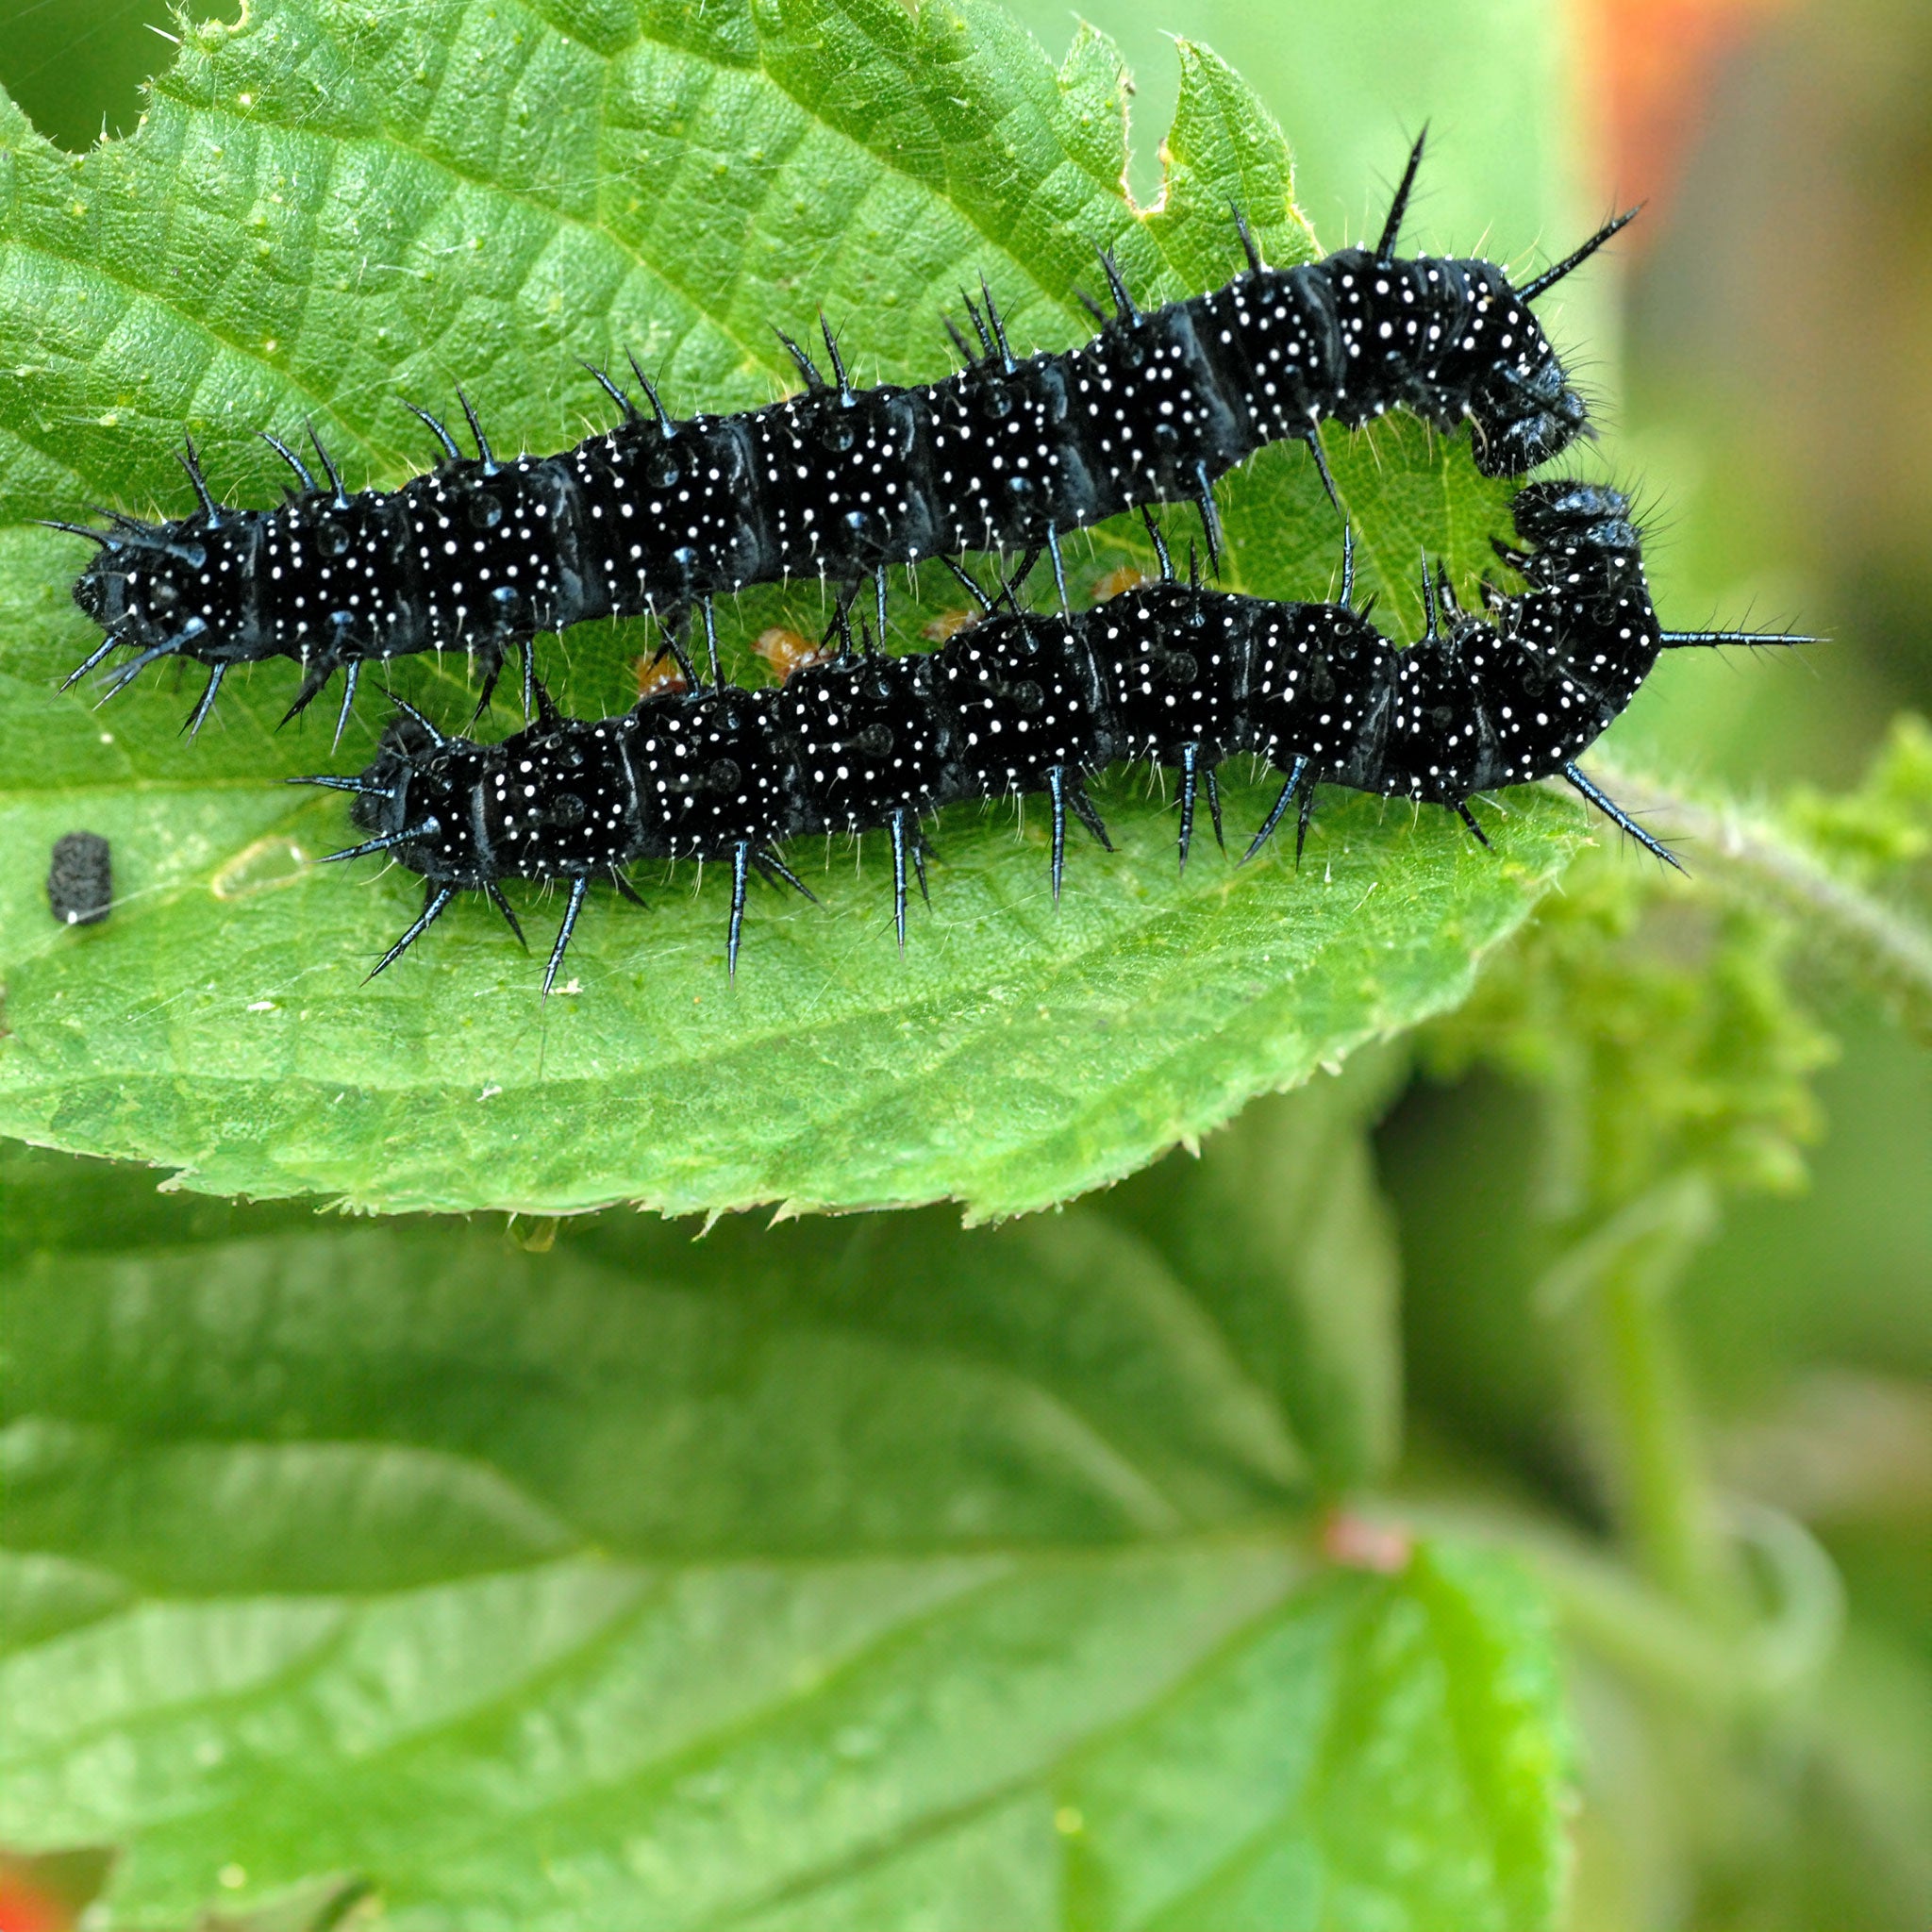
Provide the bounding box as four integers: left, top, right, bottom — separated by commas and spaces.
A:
298, 480, 1807, 988
53, 136, 1633, 741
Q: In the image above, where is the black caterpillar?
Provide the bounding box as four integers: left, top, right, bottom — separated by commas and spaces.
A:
54, 136, 1633, 740
297, 481, 1803, 989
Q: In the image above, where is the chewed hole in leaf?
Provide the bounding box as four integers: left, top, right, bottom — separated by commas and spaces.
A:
0, 0, 241, 154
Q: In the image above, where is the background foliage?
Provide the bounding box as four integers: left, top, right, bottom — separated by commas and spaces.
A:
0, 0, 1928, 1928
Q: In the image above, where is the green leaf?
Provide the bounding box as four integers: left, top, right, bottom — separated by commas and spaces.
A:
1110, 1041, 1411, 1493
0, 1201, 1571, 1929
0, 0, 1580, 1215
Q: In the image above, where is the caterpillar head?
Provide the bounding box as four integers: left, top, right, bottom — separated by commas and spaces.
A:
70, 523, 230, 657
1466, 346, 1593, 477
1509, 481, 1642, 581
341, 708, 488, 889
1465, 208, 1638, 475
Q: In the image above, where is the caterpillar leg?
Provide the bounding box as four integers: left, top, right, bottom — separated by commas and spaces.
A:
1175, 744, 1225, 870
486, 882, 527, 946
1454, 800, 1492, 850
1191, 461, 1223, 575
1043, 767, 1110, 901
1300, 426, 1342, 520
181, 663, 226, 741
726, 841, 752, 979
888, 808, 912, 952
1046, 766, 1071, 903
368, 883, 456, 981
321, 818, 441, 865
1067, 782, 1112, 854
469, 642, 508, 723
59, 631, 124, 691
280, 654, 337, 729
541, 874, 591, 998
332, 659, 361, 750
1241, 755, 1310, 863
1562, 763, 1685, 872
1295, 770, 1324, 865
98, 632, 194, 701
1045, 525, 1070, 611
752, 848, 818, 905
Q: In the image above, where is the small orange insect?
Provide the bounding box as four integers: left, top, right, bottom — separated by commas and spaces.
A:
751, 626, 835, 682
633, 651, 691, 700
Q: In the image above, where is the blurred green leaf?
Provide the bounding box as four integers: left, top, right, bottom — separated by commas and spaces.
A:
997, 0, 1589, 258
0, 0, 1574, 1217
1784, 716, 1932, 882
193, 1873, 373, 1932
0, 1142, 321, 1269
1421, 842, 1834, 1220
1110, 1041, 1410, 1492
0, 1204, 1571, 1929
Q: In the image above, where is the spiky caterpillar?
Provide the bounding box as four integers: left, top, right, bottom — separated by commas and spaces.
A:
299, 481, 1806, 988
56, 135, 1632, 740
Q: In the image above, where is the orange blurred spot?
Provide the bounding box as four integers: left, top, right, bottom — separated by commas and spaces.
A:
633, 651, 691, 699
0, 1849, 115, 1932
751, 626, 835, 681
922, 608, 980, 643
1318, 1507, 1412, 1574
0, 1875, 72, 1932
1091, 563, 1150, 601
1584, 0, 1800, 219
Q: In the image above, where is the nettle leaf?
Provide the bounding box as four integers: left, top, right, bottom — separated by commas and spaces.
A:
0, 1202, 1570, 1929
0, 0, 1580, 1215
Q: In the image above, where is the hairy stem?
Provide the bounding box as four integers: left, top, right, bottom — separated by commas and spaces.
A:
1541, 1174, 1743, 1617
1551, 759, 1932, 1026
1593, 1249, 1735, 1616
